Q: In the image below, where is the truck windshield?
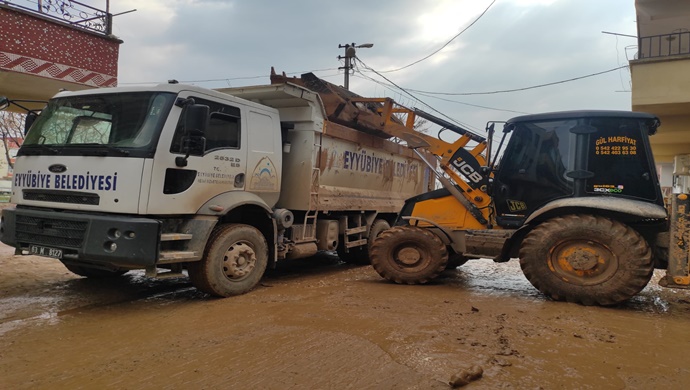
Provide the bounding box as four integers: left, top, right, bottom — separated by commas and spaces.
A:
21, 92, 176, 156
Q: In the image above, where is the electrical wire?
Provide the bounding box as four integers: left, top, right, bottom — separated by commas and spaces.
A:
354, 60, 507, 148
118, 67, 340, 85
378, 0, 496, 74
356, 57, 482, 133
402, 65, 629, 96
353, 74, 529, 115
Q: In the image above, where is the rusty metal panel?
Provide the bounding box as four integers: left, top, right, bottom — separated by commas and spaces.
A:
664, 193, 690, 288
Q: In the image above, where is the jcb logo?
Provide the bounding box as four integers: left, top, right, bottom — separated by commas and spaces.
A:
452, 158, 483, 183
507, 200, 527, 212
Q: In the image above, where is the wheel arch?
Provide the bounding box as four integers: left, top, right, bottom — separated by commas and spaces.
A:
498, 197, 667, 262
200, 192, 277, 267
525, 197, 667, 225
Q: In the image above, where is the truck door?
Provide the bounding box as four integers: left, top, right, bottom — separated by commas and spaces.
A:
146, 93, 247, 214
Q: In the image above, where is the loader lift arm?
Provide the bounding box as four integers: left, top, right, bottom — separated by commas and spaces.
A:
347, 97, 491, 226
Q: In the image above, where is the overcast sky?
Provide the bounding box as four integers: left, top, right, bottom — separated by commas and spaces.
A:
108, 0, 638, 135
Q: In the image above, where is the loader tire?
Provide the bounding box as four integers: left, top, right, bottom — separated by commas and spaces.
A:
370, 225, 448, 284
519, 214, 653, 306
188, 223, 268, 297
337, 219, 391, 265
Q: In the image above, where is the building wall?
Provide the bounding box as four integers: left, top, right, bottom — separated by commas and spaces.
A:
0, 6, 119, 88
632, 0, 690, 198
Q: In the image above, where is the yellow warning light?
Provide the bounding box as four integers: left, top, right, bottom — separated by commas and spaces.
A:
679, 194, 688, 201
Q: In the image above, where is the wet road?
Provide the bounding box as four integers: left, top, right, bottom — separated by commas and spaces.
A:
1, 243, 690, 389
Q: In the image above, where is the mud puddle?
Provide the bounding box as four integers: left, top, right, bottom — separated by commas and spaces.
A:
2, 246, 690, 389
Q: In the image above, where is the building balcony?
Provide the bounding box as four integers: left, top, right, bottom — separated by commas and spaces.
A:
0, 1, 121, 111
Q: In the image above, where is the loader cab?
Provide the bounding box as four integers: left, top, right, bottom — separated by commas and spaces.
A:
492, 110, 662, 228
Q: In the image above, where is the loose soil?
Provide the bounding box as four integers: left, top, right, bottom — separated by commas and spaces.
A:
1, 243, 689, 389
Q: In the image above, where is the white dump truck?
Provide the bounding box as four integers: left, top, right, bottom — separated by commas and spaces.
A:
0, 73, 434, 297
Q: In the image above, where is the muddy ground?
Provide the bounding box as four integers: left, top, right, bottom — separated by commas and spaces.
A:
1, 243, 690, 390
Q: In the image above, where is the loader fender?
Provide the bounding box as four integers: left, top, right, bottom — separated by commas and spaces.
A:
524, 197, 667, 225
495, 197, 668, 263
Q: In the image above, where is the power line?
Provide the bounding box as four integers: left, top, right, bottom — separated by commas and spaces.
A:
403, 65, 629, 96
378, 0, 496, 74
353, 60, 511, 147
356, 57, 486, 134
414, 91, 531, 115
118, 67, 340, 85
353, 73, 529, 115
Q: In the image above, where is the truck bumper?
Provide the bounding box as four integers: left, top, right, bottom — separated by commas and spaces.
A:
0, 207, 160, 268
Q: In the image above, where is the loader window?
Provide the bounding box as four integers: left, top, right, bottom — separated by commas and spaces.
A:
493, 119, 576, 225
171, 97, 241, 154
586, 118, 658, 201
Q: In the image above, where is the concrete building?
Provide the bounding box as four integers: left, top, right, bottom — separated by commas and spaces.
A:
631, 0, 690, 194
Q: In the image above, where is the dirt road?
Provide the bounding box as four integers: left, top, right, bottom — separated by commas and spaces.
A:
1, 243, 690, 389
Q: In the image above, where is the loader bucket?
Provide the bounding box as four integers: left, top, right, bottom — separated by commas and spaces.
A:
270, 68, 402, 138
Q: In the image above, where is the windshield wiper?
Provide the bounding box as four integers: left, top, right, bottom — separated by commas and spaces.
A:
20, 144, 60, 155
65, 144, 131, 156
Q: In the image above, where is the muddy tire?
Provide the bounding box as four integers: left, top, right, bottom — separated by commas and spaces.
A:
62, 263, 128, 278
188, 223, 268, 297
337, 219, 391, 265
370, 225, 448, 284
519, 214, 653, 306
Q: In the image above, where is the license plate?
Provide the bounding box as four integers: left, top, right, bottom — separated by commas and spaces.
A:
29, 245, 63, 259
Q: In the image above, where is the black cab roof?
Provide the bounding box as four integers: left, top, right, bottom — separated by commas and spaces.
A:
507, 110, 659, 124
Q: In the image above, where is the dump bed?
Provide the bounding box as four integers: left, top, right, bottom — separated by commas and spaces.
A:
217, 83, 433, 212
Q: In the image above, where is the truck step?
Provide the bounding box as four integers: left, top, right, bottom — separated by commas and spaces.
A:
154, 271, 187, 280
158, 250, 198, 264
344, 226, 367, 235
161, 233, 193, 241
345, 239, 367, 248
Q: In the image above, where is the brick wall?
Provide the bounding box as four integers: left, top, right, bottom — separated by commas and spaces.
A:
0, 6, 120, 87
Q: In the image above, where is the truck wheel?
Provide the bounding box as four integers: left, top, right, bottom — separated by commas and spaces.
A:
370, 226, 448, 284
62, 263, 128, 278
188, 223, 268, 297
337, 219, 391, 265
519, 215, 653, 306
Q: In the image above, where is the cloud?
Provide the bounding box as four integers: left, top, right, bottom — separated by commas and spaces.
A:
107, 0, 637, 129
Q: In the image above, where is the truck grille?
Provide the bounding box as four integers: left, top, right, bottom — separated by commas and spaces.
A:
15, 215, 87, 248
23, 189, 100, 205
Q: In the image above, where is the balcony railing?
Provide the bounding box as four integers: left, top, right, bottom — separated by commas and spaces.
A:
639, 31, 690, 59
1, 0, 112, 35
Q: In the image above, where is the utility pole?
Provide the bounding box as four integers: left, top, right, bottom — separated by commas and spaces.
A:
338, 42, 373, 90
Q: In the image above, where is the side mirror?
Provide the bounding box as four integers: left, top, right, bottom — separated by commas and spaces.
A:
175, 135, 207, 167
24, 112, 38, 134
175, 104, 209, 167
185, 104, 210, 135
0, 97, 9, 111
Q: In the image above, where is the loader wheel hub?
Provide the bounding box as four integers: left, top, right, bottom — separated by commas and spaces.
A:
566, 250, 598, 271
549, 240, 618, 286
397, 247, 422, 265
